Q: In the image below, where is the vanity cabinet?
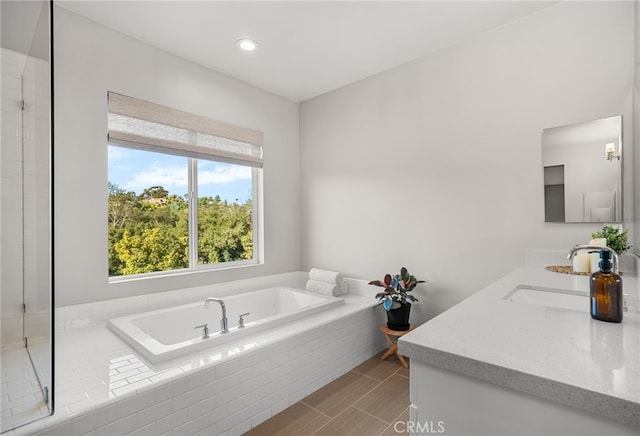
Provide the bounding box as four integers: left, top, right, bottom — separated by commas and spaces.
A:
400, 265, 639, 436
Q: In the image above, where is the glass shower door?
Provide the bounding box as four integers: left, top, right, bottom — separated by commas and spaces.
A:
0, 0, 53, 432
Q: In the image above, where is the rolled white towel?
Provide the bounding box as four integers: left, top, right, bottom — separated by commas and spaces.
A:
309, 268, 344, 285
339, 281, 349, 295
306, 279, 339, 296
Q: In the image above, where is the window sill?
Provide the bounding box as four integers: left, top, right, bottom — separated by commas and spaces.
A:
108, 259, 261, 284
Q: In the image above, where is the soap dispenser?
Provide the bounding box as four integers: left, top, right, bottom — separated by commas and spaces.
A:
590, 250, 623, 323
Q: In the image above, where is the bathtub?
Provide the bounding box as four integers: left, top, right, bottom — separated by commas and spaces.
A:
107, 287, 344, 363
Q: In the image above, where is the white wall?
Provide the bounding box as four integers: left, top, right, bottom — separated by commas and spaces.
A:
54, 7, 300, 306
299, 1, 636, 325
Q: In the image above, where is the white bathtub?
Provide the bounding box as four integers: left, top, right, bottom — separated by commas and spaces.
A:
107, 287, 344, 363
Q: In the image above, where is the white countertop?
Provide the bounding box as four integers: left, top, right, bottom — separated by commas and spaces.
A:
400, 264, 640, 427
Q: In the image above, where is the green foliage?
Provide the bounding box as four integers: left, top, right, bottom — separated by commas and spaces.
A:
197, 197, 253, 264
592, 225, 631, 255
108, 182, 136, 228
140, 186, 169, 199
108, 183, 253, 276
114, 228, 188, 275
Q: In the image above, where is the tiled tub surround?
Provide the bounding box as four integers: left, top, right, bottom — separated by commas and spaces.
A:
7, 272, 386, 435
401, 257, 640, 435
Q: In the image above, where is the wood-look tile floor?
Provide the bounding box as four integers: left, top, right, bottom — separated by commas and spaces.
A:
245, 352, 410, 436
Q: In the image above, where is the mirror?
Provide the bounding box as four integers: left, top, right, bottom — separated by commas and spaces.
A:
542, 116, 622, 223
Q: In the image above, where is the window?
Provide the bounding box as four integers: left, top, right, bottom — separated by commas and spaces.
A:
107, 93, 262, 278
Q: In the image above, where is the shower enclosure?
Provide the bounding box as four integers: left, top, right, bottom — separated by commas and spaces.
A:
0, 0, 53, 432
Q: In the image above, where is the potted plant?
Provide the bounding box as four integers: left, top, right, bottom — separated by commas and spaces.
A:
369, 267, 424, 331
592, 225, 631, 255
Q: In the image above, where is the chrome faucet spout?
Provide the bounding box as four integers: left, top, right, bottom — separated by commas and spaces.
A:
568, 245, 619, 274
204, 297, 229, 333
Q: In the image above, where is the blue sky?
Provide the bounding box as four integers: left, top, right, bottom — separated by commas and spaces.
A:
108, 145, 252, 203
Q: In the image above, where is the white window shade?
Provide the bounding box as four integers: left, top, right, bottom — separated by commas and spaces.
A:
107, 92, 263, 168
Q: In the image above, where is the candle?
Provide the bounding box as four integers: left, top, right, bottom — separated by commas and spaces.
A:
587, 238, 607, 273
572, 251, 590, 273
589, 238, 607, 247
590, 253, 600, 273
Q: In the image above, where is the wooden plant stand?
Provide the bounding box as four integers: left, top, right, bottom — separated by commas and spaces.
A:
379, 324, 415, 368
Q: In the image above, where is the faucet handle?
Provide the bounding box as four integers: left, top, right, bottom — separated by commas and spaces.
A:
238, 313, 250, 328
194, 324, 210, 339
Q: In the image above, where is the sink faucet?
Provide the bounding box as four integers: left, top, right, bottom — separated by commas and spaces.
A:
204, 297, 229, 334
567, 245, 619, 274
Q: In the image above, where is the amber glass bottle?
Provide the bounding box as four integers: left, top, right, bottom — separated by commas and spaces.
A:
590, 250, 623, 323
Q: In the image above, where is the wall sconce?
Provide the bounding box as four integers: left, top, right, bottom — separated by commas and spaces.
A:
605, 142, 620, 161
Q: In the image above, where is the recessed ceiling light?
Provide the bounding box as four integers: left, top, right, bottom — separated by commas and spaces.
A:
237, 39, 258, 52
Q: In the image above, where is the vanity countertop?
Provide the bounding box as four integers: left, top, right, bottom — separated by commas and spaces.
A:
399, 264, 640, 427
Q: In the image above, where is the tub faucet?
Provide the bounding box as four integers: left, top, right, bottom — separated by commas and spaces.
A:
237, 313, 250, 328
568, 245, 619, 274
204, 297, 229, 334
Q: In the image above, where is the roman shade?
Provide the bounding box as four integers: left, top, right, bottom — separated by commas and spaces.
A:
107, 92, 263, 168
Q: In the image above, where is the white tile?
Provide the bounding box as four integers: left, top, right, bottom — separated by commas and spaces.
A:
171, 387, 202, 412
187, 395, 220, 421
34, 421, 72, 436
107, 379, 128, 391
95, 413, 137, 436
109, 368, 141, 383
213, 359, 241, 379
186, 367, 215, 391
112, 379, 152, 397
70, 404, 118, 436
126, 370, 158, 384
250, 407, 271, 428
109, 360, 133, 371
149, 368, 182, 384
154, 409, 187, 434
216, 401, 258, 435
170, 416, 202, 436
199, 405, 226, 431
228, 419, 251, 435
116, 389, 156, 418
123, 421, 154, 436
136, 399, 172, 428
154, 379, 187, 404
13, 421, 45, 436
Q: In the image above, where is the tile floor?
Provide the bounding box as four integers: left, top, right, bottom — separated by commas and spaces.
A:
0, 346, 48, 433
245, 351, 410, 436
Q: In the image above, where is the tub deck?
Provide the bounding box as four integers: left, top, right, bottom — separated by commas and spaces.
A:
10, 273, 385, 436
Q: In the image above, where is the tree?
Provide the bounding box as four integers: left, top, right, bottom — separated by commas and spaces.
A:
198, 198, 253, 264
140, 185, 169, 199
114, 227, 188, 275
108, 183, 252, 276
108, 182, 136, 227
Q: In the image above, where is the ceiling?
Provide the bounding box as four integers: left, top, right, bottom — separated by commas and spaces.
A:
58, 0, 559, 102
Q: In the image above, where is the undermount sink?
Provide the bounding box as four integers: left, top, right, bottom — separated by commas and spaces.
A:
504, 285, 589, 312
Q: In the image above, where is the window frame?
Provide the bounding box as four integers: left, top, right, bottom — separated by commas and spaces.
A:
108, 145, 261, 282
106, 91, 263, 282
